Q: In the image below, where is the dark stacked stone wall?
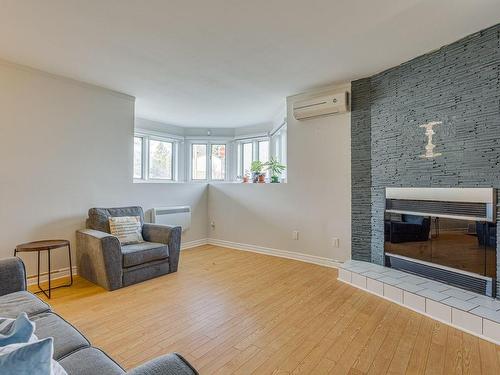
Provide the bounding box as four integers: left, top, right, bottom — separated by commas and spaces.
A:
351, 24, 500, 292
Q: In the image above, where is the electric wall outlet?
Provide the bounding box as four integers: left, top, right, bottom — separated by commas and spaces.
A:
292, 231, 299, 240
210, 221, 215, 229
332, 237, 340, 248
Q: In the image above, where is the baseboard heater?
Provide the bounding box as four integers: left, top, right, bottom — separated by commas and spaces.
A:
386, 253, 495, 297
150, 206, 191, 232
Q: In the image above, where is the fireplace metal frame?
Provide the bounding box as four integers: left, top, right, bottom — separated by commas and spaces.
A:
386, 187, 496, 222
384, 187, 497, 297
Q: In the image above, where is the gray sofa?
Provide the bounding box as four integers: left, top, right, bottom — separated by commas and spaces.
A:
76, 207, 181, 290
0, 257, 198, 375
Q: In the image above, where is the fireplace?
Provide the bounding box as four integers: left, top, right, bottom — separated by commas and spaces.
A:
384, 188, 497, 297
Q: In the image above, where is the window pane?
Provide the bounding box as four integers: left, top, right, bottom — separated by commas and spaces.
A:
192, 144, 207, 180
149, 140, 172, 179
242, 143, 252, 176
258, 140, 269, 163
272, 134, 281, 161
133, 137, 143, 179
211, 144, 226, 180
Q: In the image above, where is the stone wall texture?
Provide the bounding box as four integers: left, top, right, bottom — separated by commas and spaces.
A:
351, 23, 500, 293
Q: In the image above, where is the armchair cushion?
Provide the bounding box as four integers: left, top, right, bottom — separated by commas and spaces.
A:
87, 207, 144, 234
121, 242, 169, 268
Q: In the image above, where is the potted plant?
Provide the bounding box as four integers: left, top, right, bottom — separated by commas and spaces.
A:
242, 171, 250, 183
264, 157, 286, 183
250, 161, 265, 183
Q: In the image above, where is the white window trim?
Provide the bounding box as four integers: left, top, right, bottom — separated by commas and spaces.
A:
134, 131, 180, 182
134, 128, 285, 183
235, 136, 270, 178
187, 140, 229, 182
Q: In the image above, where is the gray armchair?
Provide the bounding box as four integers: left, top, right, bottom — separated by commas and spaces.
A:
76, 207, 181, 290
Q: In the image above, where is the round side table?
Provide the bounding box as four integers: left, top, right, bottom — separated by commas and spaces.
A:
14, 239, 73, 299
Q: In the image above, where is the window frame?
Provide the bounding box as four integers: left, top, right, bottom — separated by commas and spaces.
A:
209, 143, 227, 181
187, 140, 228, 182
133, 136, 144, 179
236, 136, 270, 178
270, 123, 287, 181
134, 131, 180, 182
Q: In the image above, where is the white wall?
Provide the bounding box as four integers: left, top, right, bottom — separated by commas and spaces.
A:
0, 59, 351, 278
0, 61, 208, 276
208, 84, 352, 262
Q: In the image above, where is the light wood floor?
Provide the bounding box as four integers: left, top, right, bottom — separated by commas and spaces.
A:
32, 245, 500, 374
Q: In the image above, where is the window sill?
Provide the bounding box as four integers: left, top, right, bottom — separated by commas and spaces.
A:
133, 179, 185, 184
133, 177, 288, 185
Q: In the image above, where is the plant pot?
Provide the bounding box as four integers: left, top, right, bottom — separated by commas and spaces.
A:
258, 174, 266, 183
242, 176, 249, 183
271, 176, 279, 183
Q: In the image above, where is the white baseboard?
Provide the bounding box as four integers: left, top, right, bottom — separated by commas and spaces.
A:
181, 238, 209, 250
27, 266, 78, 286
207, 238, 341, 268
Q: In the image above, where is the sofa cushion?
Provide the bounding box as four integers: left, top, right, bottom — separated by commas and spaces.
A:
0, 291, 50, 318
87, 207, 144, 233
59, 347, 125, 375
32, 312, 89, 360
121, 242, 169, 268
128, 353, 198, 375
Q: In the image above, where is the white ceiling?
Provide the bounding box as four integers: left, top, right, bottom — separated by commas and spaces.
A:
0, 0, 499, 128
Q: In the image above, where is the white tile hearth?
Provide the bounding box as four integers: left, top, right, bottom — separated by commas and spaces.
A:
338, 260, 500, 345
384, 284, 403, 303
468, 296, 500, 311
378, 276, 403, 286
483, 319, 500, 342
452, 309, 482, 335
351, 273, 367, 289
367, 278, 384, 295
418, 281, 450, 292
403, 291, 425, 312
470, 306, 500, 324
361, 271, 386, 280
441, 297, 480, 312
416, 288, 449, 301
397, 282, 425, 294
426, 300, 452, 323
338, 268, 351, 283
441, 288, 476, 301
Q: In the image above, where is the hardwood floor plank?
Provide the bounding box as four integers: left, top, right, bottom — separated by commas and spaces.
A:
424, 322, 448, 375
33, 245, 499, 374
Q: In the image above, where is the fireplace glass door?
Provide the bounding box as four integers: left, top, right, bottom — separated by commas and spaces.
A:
384, 213, 497, 278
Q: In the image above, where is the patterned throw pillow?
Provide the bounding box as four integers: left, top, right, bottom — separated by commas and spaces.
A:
108, 216, 144, 245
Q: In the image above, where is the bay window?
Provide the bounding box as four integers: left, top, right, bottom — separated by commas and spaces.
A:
134, 125, 285, 183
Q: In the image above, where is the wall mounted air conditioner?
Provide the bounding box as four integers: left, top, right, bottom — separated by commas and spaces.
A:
293, 91, 349, 120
